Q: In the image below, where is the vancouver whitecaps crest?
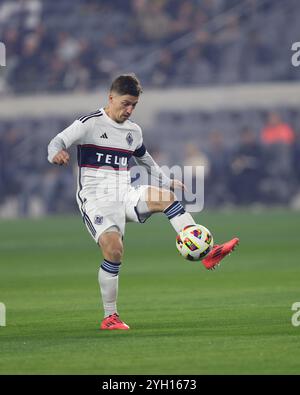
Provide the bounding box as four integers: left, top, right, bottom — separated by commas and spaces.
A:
94, 215, 103, 225
126, 132, 133, 146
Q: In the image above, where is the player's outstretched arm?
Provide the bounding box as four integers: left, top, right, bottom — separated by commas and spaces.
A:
134, 148, 187, 191
134, 149, 170, 188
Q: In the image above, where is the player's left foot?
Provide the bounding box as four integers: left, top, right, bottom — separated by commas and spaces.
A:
201, 237, 239, 270
100, 313, 130, 330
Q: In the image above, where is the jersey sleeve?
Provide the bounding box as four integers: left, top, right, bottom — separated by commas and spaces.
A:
57, 119, 88, 148
47, 119, 88, 163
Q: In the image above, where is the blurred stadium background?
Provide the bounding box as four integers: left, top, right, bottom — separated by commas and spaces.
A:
0, 0, 300, 217
1, 0, 300, 375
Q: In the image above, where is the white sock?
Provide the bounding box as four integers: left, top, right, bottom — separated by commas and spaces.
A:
98, 260, 120, 318
164, 201, 196, 233
169, 212, 196, 233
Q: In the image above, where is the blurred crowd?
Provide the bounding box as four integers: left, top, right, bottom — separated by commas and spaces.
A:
0, 0, 299, 93
147, 109, 300, 208
0, 109, 299, 217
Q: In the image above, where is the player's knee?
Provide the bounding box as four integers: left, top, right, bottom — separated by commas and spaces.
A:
108, 247, 123, 263
98, 233, 124, 263
101, 244, 123, 263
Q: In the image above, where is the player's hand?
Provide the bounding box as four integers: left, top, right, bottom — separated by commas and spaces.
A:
52, 150, 70, 166
170, 179, 188, 192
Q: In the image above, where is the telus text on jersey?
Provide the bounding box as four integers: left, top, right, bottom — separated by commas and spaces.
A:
96, 152, 128, 166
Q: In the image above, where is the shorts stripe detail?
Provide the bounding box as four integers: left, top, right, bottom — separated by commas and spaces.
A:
134, 206, 147, 223
84, 213, 95, 232
83, 214, 96, 236
77, 162, 97, 238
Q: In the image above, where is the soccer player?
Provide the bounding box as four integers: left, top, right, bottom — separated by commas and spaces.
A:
47, 74, 239, 330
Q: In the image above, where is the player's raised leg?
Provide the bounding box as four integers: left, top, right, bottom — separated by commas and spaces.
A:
144, 186, 196, 232
98, 230, 129, 330
143, 186, 239, 270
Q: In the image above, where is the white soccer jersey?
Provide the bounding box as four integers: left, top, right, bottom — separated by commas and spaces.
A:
56, 108, 145, 194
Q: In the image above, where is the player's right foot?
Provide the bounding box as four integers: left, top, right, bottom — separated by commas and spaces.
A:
201, 237, 239, 270
100, 313, 130, 330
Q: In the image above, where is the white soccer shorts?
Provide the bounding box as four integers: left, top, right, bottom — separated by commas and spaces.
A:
77, 185, 151, 242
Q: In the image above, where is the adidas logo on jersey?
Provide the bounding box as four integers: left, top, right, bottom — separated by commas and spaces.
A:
100, 132, 108, 139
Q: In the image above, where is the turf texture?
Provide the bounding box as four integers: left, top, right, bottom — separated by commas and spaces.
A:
0, 210, 300, 374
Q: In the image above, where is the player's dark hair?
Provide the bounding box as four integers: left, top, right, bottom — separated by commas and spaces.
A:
110, 74, 143, 97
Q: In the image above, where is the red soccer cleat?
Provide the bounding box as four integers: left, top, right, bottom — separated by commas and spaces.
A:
201, 237, 239, 270
100, 313, 130, 330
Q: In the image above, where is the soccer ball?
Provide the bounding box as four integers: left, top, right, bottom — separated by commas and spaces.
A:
176, 224, 214, 261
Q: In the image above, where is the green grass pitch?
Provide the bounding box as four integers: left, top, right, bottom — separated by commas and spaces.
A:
0, 209, 300, 374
